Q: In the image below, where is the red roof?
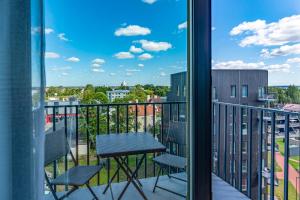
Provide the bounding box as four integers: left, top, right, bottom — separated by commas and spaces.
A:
283, 104, 300, 112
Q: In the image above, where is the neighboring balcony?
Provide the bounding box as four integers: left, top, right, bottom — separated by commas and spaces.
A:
257, 93, 277, 102
44, 101, 299, 199
212, 102, 300, 200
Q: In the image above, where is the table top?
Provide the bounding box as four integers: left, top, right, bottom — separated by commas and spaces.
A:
96, 132, 166, 158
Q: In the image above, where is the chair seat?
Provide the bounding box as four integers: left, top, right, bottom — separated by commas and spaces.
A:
153, 153, 186, 169
51, 165, 103, 186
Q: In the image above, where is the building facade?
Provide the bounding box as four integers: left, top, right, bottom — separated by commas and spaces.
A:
106, 90, 130, 102
167, 70, 270, 199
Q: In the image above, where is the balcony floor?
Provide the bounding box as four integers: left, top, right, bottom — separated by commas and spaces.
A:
45, 173, 249, 200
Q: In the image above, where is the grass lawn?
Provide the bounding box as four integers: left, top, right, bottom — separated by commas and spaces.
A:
268, 152, 283, 172
276, 139, 300, 172
276, 139, 285, 155
289, 159, 299, 171
268, 180, 298, 200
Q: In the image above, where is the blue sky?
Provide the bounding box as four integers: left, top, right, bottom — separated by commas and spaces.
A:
45, 0, 300, 86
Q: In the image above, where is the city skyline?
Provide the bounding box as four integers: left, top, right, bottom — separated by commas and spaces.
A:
45, 0, 300, 86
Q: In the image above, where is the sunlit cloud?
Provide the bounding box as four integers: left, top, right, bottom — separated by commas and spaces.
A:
45, 28, 54, 34
138, 40, 172, 52
66, 57, 80, 62
178, 21, 187, 30
114, 52, 135, 59
58, 33, 70, 41
230, 15, 300, 47
130, 45, 144, 53
142, 0, 157, 4
45, 52, 60, 59
138, 53, 153, 60
261, 43, 300, 58
115, 25, 151, 36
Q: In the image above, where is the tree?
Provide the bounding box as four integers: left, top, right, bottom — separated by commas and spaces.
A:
269, 85, 300, 104
81, 89, 95, 104
94, 92, 109, 104
95, 86, 112, 94
286, 85, 300, 103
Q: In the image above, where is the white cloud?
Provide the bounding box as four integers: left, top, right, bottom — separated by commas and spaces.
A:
45, 28, 54, 34
114, 52, 135, 59
160, 72, 167, 77
50, 66, 72, 71
213, 60, 290, 73
138, 40, 172, 52
61, 72, 69, 76
230, 15, 300, 47
142, 0, 157, 4
45, 52, 60, 59
126, 72, 133, 76
126, 69, 141, 72
212, 27, 216, 31
138, 53, 153, 60
130, 45, 144, 53
58, 33, 70, 41
31, 27, 41, 35
213, 60, 265, 70
91, 63, 101, 68
287, 57, 300, 64
267, 64, 290, 72
115, 25, 151, 36
109, 72, 116, 76
260, 43, 300, 58
178, 21, 187, 30
92, 58, 105, 65
92, 68, 105, 73
138, 64, 144, 67
66, 57, 80, 62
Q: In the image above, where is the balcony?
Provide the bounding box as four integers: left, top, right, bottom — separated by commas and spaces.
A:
257, 94, 277, 102
44, 101, 299, 199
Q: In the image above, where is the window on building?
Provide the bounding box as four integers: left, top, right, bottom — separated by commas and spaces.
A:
212, 87, 217, 100
242, 85, 248, 98
242, 160, 247, 173
183, 86, 186, 97
242, 107, 248, 117
177, 85, 180, 96
242, 122, 247, 135
258, 86, 265, 98
230, 85, 236, 98
242, 141, 247, 154
242, 178, 247, 192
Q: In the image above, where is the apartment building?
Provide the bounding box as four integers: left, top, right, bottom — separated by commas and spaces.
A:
167, 70, 270, 199
106, 89, 130, 102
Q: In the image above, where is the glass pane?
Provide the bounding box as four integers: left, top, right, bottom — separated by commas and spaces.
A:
44, 0, 189, 198
213, 0, 300, 199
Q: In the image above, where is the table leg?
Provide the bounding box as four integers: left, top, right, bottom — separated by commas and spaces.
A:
120, 156, 144, 187
114, 156, 148, 200
103, 157, 127, 194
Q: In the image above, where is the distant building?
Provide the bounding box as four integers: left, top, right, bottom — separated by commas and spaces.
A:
45, 99, 79, 125
167, 69, 271, 199
282, 104, 300, 112
212, 69, 272, 105
121, 81, 127, 87
106, 89, 130, 102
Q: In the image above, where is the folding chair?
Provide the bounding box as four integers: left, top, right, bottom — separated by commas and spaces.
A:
44, 129, 105, 200
152, 121, 187, 198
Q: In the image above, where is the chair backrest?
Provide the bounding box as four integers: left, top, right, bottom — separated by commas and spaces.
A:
44, 129, 69, 166
165, 121, 187, 146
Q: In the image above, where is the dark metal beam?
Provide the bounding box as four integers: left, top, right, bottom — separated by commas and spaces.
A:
188, 0, 212, 199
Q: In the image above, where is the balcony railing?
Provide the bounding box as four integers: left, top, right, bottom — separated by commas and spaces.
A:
212, 102, 300, 200
44, 101, 186, 193
44, 101, 299, 199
